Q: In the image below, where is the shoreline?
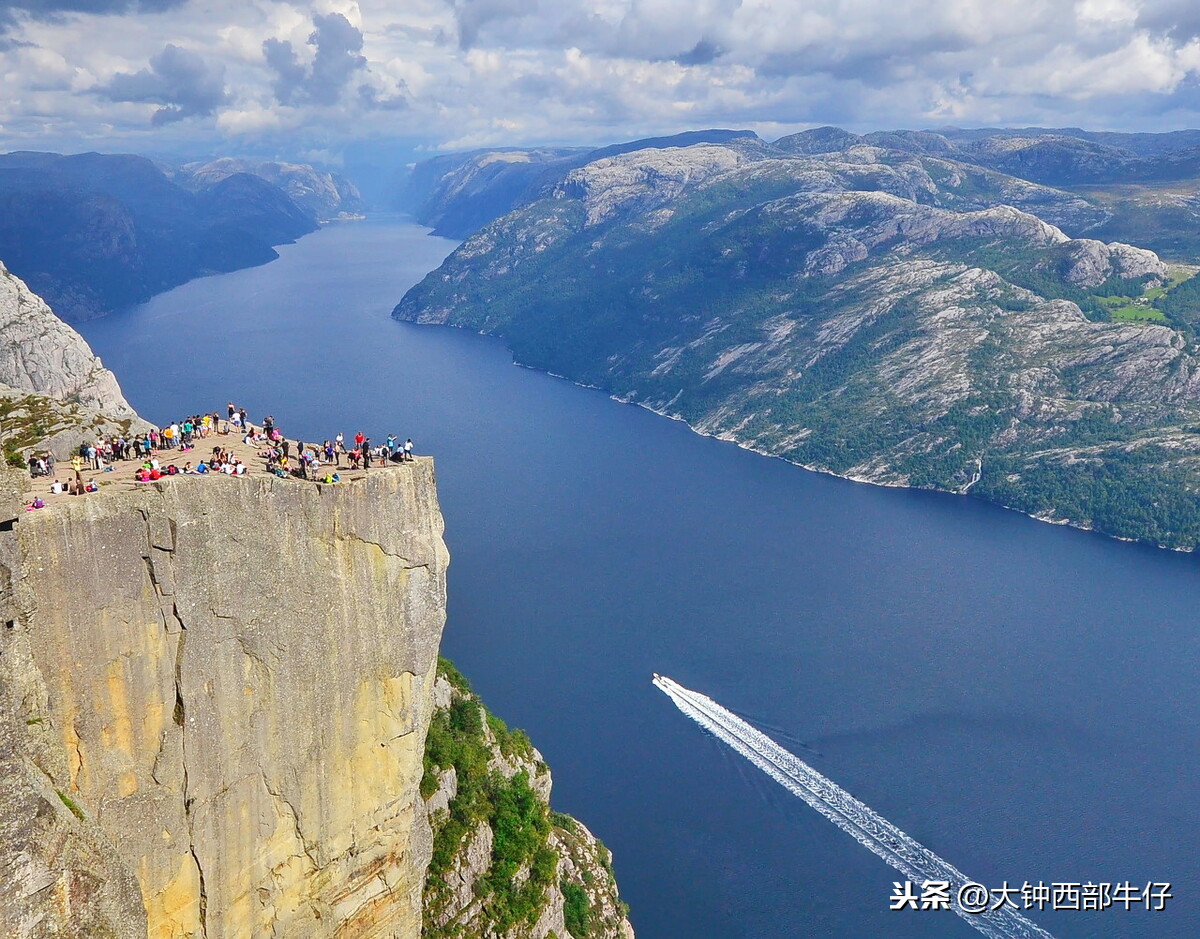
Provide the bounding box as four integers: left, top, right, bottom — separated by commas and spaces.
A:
415, 319, 1193, 555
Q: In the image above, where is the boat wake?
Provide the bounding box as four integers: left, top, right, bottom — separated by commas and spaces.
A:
653, 674, 1055, 939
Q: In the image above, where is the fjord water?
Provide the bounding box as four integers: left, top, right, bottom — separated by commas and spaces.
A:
79, 218, 1200, 938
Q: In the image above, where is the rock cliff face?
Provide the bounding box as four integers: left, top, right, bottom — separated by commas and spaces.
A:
0, 463, 449, 938
0, 260, 140, 420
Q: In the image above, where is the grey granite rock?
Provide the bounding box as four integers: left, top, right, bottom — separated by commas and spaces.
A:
0, 261, 141, 420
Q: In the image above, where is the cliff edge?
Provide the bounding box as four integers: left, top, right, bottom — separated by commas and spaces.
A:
0, 462, 449, 938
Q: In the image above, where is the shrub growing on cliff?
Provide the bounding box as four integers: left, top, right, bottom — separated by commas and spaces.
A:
563, 881, 591, 938
423, 658, 557, 934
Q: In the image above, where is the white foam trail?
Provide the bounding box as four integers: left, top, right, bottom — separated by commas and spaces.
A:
653, 674, 1055, 939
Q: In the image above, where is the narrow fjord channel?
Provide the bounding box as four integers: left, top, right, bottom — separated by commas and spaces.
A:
79, 217, 1200, 938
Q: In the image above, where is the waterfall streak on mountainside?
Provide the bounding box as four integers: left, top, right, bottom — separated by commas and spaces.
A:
653, 675, 1056, 939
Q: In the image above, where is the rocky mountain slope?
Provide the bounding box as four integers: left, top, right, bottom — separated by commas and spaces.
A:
410, 126, 1200, 262
396, 138, 1200, 549
1, 260, 140, 418
421, 659, 633, 939
776, 126, 1200, 259
177, 158, 365, 221
403, 130, 757, 238
1, 258, 152, 460
0, 151, 319, 320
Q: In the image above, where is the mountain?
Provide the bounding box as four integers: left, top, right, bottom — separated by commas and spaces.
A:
396, 137, 1200, 549
403, 147, 588, 238
770, 127, 1200, 259
408, 128, 1200, 255
0, 151, 319, 321
176, 157, 365, 221
402, 130, 759, 238
1, 259, 141, 419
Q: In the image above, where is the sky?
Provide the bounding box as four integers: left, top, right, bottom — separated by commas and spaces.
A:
4, 0, 1200, 160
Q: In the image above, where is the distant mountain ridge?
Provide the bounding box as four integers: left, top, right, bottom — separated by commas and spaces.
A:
0, 151, 320, 321
402, 129, 758, 238
406, 125, 1200, 261
396, 129, 1200, 549
175, 158, 365, 221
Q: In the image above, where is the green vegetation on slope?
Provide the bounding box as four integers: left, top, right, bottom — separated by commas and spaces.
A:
422, 661, 555, 935
0, 392, 101, 466
1153, 269, 1200, 326
421, 657, 628, 938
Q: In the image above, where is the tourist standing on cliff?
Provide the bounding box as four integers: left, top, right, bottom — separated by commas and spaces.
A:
404, 439, 414, 462
362, 438, 372, 469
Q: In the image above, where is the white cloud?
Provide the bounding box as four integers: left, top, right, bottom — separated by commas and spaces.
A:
2, 0, 1200, 155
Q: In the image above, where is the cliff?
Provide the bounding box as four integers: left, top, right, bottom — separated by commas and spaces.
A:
0, 260, 140, 420
0, 226, 632, 937
0, 462, 449, 937
420, 660, 633, 939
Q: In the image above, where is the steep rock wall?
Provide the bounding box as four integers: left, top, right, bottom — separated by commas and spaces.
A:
0, 260, 141, 420
0, 461, 448, 938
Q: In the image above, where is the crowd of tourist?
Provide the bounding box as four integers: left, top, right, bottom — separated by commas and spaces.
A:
23, 401, 418, 509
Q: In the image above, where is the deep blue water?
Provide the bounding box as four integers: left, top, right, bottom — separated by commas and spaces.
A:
79, 218, 1200, 939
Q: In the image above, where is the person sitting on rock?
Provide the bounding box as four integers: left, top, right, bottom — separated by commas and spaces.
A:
85, 479, 99, 492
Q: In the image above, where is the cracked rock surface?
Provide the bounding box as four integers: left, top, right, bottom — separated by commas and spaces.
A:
0, 462, 448, 938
